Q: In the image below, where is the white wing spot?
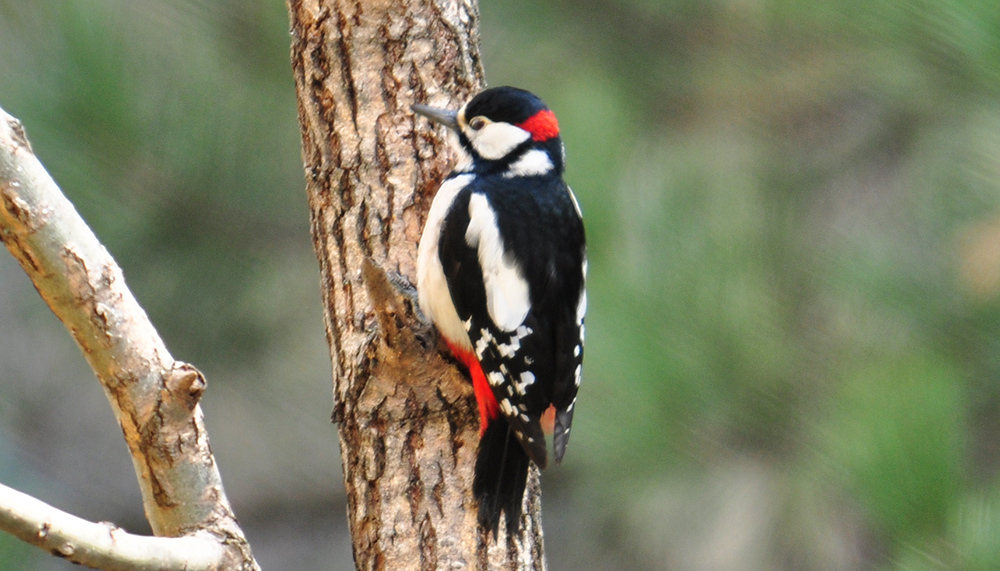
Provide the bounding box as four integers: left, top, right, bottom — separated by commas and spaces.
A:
513, 371, 535, 396
574, 364, 582, 387
488, 372, 504, 387
496, 325, 533, 358
466, 194, 530, 331
496, 342, 517, 358
475, 328, 495, 359
500, 399, 515, 416
573, 344, 580, 357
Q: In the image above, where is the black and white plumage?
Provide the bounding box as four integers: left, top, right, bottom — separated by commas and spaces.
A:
413, 87, 586, 535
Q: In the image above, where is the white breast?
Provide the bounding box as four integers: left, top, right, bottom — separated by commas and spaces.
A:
416, 174, 475, 351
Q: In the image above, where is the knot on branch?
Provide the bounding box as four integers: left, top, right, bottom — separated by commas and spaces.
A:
167, 362, 207, 411
0, 186, 33, 228
4, 113, 32, 153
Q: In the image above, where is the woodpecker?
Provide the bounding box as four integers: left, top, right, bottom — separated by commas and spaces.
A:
413, 87, 586, 535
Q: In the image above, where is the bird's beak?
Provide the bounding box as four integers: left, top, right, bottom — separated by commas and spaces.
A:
412, 104, 460, 132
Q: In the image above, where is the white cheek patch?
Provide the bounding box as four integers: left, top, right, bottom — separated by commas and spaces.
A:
468, 122, 531, 160
503, 149, 554, 178
465, 193, 531, 331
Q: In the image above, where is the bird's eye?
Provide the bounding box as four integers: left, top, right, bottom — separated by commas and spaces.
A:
469, 116, 487, 131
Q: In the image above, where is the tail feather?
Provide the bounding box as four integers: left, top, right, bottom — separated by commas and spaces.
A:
553, 405, 575, 464
474, 418, 531, 536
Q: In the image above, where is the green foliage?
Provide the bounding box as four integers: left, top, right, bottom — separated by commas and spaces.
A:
823, 356, 965, 543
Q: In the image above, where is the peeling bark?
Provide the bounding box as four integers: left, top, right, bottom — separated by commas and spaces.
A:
286, 1, 547, 569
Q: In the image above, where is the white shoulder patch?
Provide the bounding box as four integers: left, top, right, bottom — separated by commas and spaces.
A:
503, 149, 554, 178
465, 193, 531, 331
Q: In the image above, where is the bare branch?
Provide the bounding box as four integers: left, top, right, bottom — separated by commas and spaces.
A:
0, 105, 258, 569
0, 483, 226, 571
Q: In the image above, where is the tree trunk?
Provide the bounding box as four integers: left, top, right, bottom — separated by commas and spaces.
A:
286, 1, 547, 569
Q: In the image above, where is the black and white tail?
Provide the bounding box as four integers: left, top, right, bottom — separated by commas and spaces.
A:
473, 418, 531, 536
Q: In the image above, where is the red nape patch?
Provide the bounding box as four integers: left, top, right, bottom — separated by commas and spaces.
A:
517, 109, 560, 142
445, 341, 500, 435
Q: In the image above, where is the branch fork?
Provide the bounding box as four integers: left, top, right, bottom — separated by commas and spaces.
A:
0, 105, 259, 570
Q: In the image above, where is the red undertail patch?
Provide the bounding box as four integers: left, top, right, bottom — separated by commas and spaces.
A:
540, 404, 556, 435
517, 109, 560, 142
445, 341, 499, 435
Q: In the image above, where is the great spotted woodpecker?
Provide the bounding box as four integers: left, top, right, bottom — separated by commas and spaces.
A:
413, 87, 587, 535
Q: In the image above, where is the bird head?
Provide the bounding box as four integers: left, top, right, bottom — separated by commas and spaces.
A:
413, 86, 564, 176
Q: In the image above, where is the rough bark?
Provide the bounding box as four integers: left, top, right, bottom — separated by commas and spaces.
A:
286, 1, 547, 569
0, 106, 257, 570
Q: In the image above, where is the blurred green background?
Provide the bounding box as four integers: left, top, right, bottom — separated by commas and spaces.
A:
2, 0, 1000, 569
